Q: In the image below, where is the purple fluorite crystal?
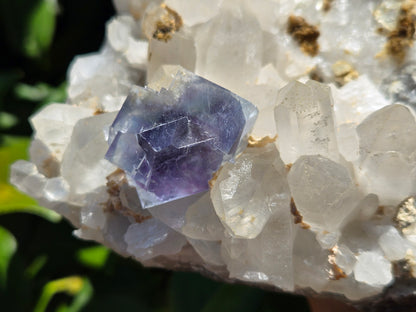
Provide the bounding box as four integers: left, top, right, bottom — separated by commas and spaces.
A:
105, 69, 258, 208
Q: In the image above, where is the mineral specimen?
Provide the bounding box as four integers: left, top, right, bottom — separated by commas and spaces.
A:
9, 0, 416, 310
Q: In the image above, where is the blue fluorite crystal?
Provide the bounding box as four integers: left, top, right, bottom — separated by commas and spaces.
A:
105, 68, 258, 208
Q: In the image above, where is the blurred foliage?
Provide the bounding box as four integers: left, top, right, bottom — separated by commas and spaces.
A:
76, 246, 110, 270
0, 0, 310, 311
0, 226, 17, 287
23, 0, 58, 59
34, 276, 92, 312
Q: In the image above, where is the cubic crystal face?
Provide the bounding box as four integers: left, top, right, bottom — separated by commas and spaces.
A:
105, 68, 258, 208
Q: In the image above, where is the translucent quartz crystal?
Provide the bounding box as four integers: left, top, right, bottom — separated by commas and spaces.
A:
165, 0, 223, 26
182, 193, 224, 241
10, 160, 78, 226
331, 76, 390, 161
357, 104, 416, 157
61, 112, 117, 195
105, 68, 258, 208
187, 238, 224, 266
147, 29, 196, 83
274, 81, 339, 164
107, 16, 138, 54
288, 155, 362, 232
68, 47, 141, 109
378, 226, 409, 261
356, 104, 416, 205
222, 213, 294, 290
335, 244, 356, 275
148, 193, 202, 231
11, 160, 47, 200
194, 6, 263, 96
353, 251, 393, 286
30, 104, 94, 160
240, 66, 282, 138
293, 229, 331, 292
107, 16, 148, 69
211, 143, 290, 239
125, 218, 186, 261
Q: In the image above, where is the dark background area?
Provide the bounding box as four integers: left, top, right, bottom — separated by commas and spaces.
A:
0, 0, 310, 310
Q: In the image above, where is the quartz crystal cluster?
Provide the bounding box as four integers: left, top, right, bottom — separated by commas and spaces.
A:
10, 0, 416, 307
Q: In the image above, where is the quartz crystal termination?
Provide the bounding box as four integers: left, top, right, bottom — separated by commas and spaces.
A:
105, 68, 258, 208
212, 143, 291, 239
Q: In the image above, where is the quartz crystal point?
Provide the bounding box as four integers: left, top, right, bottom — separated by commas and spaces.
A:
105, 68, 258, 208
222, 212, 295, 290
274, 80, 339, 164
288, 155, 362, 232
211, 143, 290, 239
356, 104, 416, 205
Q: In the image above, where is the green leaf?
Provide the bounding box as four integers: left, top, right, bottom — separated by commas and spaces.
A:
0, 226, 17, 288
34, 276, 93, 312
25, 254, 48, 279
76, 246, 110, 269
0, 112, 18, 129
14, 82, 67, 107
0, 135, 61, 222
0, 184, 60, 222
0, 136, 29, 182
23, 0, 58, 58
14, 83, 51, 101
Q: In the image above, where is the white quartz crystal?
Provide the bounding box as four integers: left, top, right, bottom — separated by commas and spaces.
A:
182, 193, 224, 241
187, 238, 224, 266
147, 30, 196, 82
211, 144, 290, 239
293, 229, 331, 292
357, 104, 416, 205
165, 0, 223, 26
274, 81, 339, 164
378, 226, 409, 261
194, 6, 263, 96
222, 212, 294, 290
353, 251, 393, 286
125, 218, 186, 261
10, 0, 416, 303
30, 104, 94, 160
334, 244, 356, 276
288, 155, 362, 232
61, 113, 118, 195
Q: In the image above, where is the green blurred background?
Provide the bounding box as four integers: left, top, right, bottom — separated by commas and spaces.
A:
0, 0, 310, 310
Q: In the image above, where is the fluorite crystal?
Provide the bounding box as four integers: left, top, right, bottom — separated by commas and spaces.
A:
105, 68, 258, 208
